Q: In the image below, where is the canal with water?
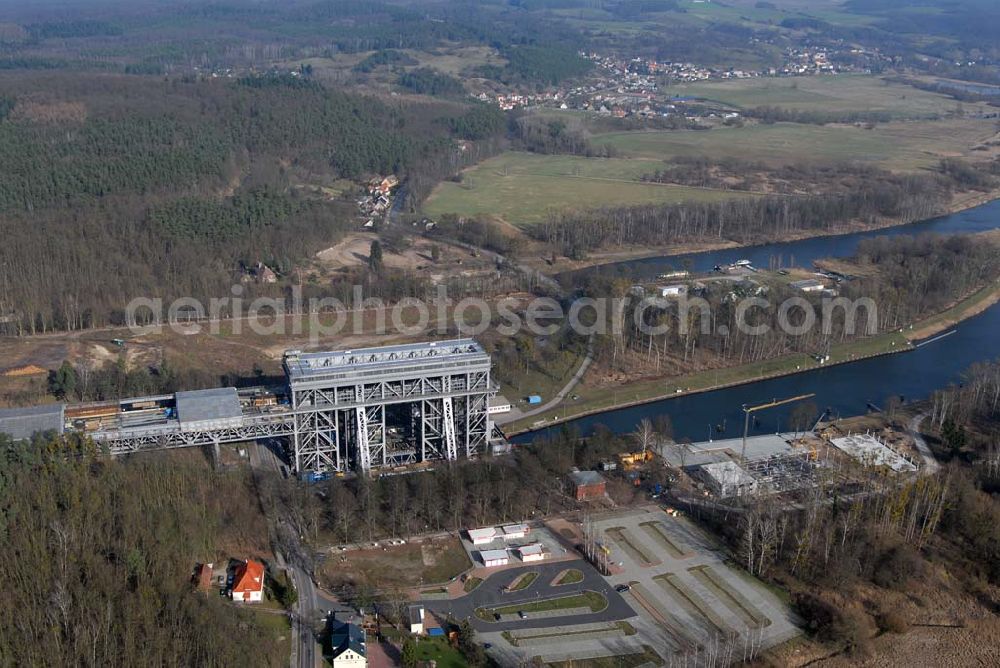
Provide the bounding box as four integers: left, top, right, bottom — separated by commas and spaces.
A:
518, 199, 1000, 442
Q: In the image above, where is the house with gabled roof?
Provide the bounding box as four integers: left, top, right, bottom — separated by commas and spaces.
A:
230, 559, 264, 603
329, 619, 367, 668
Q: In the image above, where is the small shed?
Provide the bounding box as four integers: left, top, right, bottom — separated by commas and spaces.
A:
193, 562, 214, 591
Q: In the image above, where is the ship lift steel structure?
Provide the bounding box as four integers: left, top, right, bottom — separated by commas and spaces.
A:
68, 339, 496, 475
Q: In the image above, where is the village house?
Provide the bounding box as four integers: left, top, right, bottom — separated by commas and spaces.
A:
329, 620, 367, 668
230, 559, 265, 603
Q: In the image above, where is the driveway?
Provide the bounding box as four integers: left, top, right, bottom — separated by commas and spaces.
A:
494, 336, 594, 426
421, 560, 635, 633
908, 412, 940, 473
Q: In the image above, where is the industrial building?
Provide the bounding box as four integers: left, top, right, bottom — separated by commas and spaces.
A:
501, 523, 528, 540
697, 461, 759, 498
791, 278, 825, 292
830, 433, 917, 472
0, 339, 500, 476
569, 470, 607, 501
283, 340, 495, 473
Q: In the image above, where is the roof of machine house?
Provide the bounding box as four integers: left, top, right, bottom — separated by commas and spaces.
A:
0, 404, 65, 441
283, 339, 490, 385
175, 387, 243, 431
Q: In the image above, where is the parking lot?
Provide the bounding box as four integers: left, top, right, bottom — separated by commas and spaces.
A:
434, 508, 800, 666
593, 506, 800, 658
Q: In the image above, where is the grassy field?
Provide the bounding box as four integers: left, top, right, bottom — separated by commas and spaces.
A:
667, 74, 988, 119
423, 152, 744, 225
596, 119, 995, 171
411, 637, 467, 668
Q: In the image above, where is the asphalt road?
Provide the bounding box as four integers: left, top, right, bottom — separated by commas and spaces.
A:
422, 560, 634, 633
252, 442, 352, 668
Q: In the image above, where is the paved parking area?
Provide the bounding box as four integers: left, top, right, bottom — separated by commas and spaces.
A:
444, 508, 800, 667
593, 506, 800, 656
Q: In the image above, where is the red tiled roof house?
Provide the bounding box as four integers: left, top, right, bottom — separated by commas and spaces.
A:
231, 559, 265, 603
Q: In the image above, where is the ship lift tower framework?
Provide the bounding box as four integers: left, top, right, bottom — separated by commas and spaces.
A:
283, 339, 495, 474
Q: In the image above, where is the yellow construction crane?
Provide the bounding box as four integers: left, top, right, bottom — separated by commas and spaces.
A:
741, 393, 816, 462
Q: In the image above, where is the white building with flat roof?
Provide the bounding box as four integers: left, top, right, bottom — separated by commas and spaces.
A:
467, 527, 498, 545
516, 543, 547, 563
501, 524, 528, 540
479, 549, 509, 568
488, 395, 511, 414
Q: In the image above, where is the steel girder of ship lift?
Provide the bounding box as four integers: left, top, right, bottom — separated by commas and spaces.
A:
289, 370, 493, 474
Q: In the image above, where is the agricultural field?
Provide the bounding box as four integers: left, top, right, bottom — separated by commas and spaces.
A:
423, 152, 744, 226
595, 118, 996, 171
667, 75, 991, 119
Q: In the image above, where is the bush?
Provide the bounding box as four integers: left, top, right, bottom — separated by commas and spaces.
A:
872, 543, 924, 591
876, 609, 910, 635
794, 592, 870, 655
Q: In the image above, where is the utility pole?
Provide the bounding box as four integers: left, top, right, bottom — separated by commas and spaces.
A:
741, 394, 816, 462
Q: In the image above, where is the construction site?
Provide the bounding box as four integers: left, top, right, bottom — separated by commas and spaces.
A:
0, 338, 502, 475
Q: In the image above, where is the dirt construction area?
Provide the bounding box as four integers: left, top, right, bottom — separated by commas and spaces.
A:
318, 535, 471, 593
594, 506, 800, 660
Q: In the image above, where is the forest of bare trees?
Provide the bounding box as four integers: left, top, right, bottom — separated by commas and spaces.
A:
534, 174, 953, 259
578, 233, 999, 378
0, 436, 280, 667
